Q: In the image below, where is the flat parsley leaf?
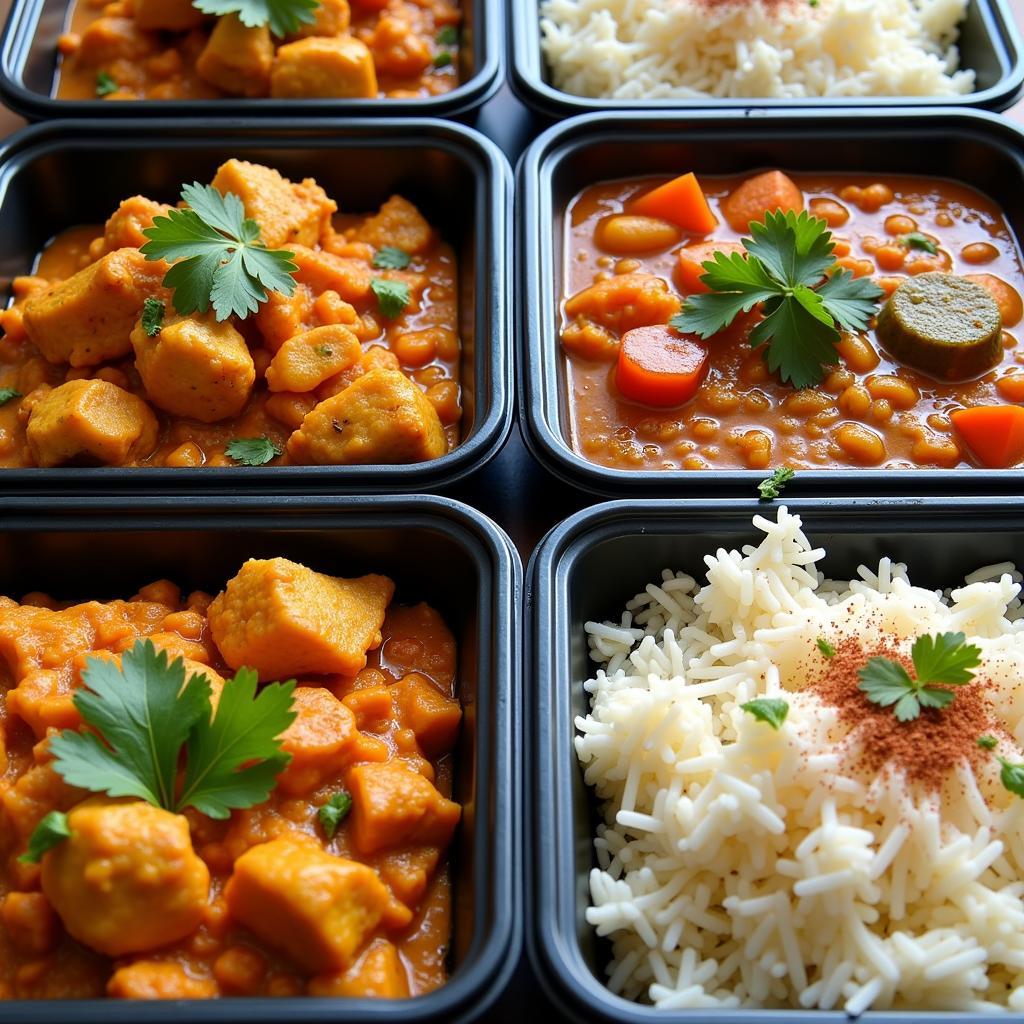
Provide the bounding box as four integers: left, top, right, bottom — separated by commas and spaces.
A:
318, 791, 353, 839
900, 232, 937, 255
225, 436, 281, 467
372, 246, 412, 270
372, 278, 411, 319
999, 757, 1024, 798
0, 387, 21, 406
858, 631, 981, 722
673, 210, 884, 388
141, 183, 298, 322
757, 466, 794, 501
95, 71, 118, 96
191, 0, 320, 37
740, 698, 789, 730
19, 811, 70, 864
141, 298, 164, 337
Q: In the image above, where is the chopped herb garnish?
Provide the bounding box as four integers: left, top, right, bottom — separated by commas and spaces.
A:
900, 232, 938, 255
225, 436, 282, 467
141, 297, 165, 337
978, 734, 998, 750
436, 25, 458, 46
0, 387, 21, 406
817, 638, 836, 659
318, 791, 353, 838
191, 0, 320, 37
95, 71, 118, 96
141, 183, 298, 322
433, 52, 453, 69
858, 631, 982, 722
371, 278, 411, 319
998, 757, 1024, 798
372, 246, 411, 271
758, 466, 795, 501
671, 210, 883, 389
19, 811, 70, 864
740, 698, 789, 730
314, 344, 334, 357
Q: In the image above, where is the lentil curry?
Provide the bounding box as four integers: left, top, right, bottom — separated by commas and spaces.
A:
0, 557, 463, 999
561, 170, 1024, 471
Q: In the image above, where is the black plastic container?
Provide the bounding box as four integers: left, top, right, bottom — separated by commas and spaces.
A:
529, 495, 1024, 1024
518, 107, 1024, 498
511, 0, 1024, 118
0, 491, 521, 1023
0, 0, 501, 120
0, 118, 511, 494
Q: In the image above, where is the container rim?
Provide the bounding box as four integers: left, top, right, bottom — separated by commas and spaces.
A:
0, 118, 513, 495
510, 0, 1024, 116
0, 491, 523, 1024
0, 0, 503, 119
527, 495, 1024, 1024
517, 106, 1024, 499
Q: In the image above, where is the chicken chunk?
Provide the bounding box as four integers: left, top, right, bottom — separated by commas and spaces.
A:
353, 196, 433, 256
308, 939, 409, 998
391, 673, 461, 758
76, 16, 159, 65
196, 14, 273, 98
289, 0, 350, 39
23, 248, 169, 367
134, 0, 206, 32
41, 799, 210, 957
211, 159, 337, 249
130, 312, 255, 422
207, 557, 394, 680
291, 245, 372, 304
277, 687, 358, 796
224, 837, 390, 974
100, 195, 173, 253
26, 379, 158, 468
287, 369, 446, 465
270, 36, 377, 100
1, 892, 59, 956
107, 961, 217, 1000
564, 273, 681, 338
265, 324, 361, 394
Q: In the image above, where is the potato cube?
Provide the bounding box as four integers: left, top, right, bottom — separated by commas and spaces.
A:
287, 369, 446, 465
207, 557, 394, 681
77, 16, 159, 65
211, 159, 337, 250
224, 837, 389, 974
101, 195, 173, 253
26, 379, 158, 468
130, 312, 255, 423
391, 673, 462, 757
23, 248, 168, 367
291, 245, 372, 304
288, 0, 350, 39
270, 36, 377, 100
196, 14, 273, 98
347, 762, 461, 856
353, 195, 433, 256
277, 687, 358, 796
134, 0, 206, 31
308, 940, 409, 998
265, 324, 361, 394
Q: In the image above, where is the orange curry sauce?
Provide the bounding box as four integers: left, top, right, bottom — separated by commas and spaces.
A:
0, 582, 460, 999
562, 173, 1024, 471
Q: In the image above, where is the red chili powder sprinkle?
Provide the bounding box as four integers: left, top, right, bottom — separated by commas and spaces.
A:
691, 0, 800, 10
806, 634, 995, 793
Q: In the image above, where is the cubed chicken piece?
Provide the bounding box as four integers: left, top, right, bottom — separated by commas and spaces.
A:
291, 245, 372, 304
308, 940, 410, 998
196, 14, 273, 98
211, 159, 337, 250
23, 248, 169, 367
107, 962, 218, 999
287, 369, 446, 465
100, 196, 173, 253
224, 837, 390, 974
270, 36, 377, 100
76, 16, 160, 65
391, 673, 461, 758
277, 687, 358, 796
367, 14, 432, 78
347, 762, 461, 856
254, 284, 316, 353
1, 892, 59, 956
353, 196, 433, 256
134, 0, 206, 31
207, 557, 394, 680
130, 312, 255, 422
265, 324, 361, 394
564, 273, 681, 336
26, 380, 158, 468
41, 799, 210, 957
289, 0, 350, 39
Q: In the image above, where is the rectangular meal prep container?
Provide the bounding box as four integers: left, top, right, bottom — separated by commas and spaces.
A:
510, 0, 1024, 118
0, 117, 512, 495
528, 495, 1024, 1024
0, 491, 521, 1024
0, 0, 502, 120
518, 107, 1024, 499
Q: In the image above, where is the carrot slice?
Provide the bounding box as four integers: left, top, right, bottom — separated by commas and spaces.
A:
627, 173, 718, 234
721, 170, 804, 233
675, 241, 746, 294
616, 325, 708, 407
951, 405, 1024, 468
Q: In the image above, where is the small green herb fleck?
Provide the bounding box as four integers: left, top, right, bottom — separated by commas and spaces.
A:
808, 0, 819, 6
433, 51, 453, 69
740, 698, 789, 730
95, 71, 118, 97
141, 298, 165, 337
0, 387, 22, 406
21, 811, 70, 864
999, 757, 1024, 798
371, 278, 411, 319
900, 233, 938, 255
225, 436, 282, 467
758, 467, 795, 501
817, 638, 836, 659
372, 246, 411, 271
315, 344, 334, 357
978, 734, 998, 750
436, 25, 458, 46
318, 791, 352, 839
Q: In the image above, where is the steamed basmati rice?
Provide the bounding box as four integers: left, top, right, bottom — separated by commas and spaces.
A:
577, 508, 1024, 1012
540, 0, 975, 100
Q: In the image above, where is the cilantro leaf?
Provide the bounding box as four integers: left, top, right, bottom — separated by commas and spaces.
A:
740, 698, 789, 730
20, 811, 71, 865
433, 52, 453, 69
372, 246, 412, 270
141, 183, 298, 322
910, 631, 981, 685
900, 232, 937, 254
372, 278, 411, 319
191, 0, 320, 38
817, 269, 884, 334
757, 466, 794, 500
0, 387, 21, 406
318, 791, 353, 838
978, 734, 998, 750
436, 25, 458, 45
999, 757, 1024, 798
177, 670, 296, 819
226, 436, 281, 467
141, 298, 164, 337
744, 210, 834, 289
751, 290, 841, 389
817, 638, 836, 659
95, 71, 118, 97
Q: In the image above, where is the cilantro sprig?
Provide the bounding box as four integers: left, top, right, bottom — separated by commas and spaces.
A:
226, 436, 282, 466
858, 631, 982, 722
741, 698, 789, 730
95, 71, 118, 97
372, 278, 411, 319
19, 811, 70, 864
318, 791, 353, 839
0, 387, 21, 406
671, 210, 883, 388
141, 183, 298, 322
191, 0, 320, 38
372, 246, 411, 271
141, 298, 164, 337
758, 466, 794, 501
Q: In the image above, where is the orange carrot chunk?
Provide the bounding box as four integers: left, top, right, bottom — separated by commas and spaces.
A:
721, 170, 804, 233
616, 325, 708, 408
675, 241, 746, 294
951, 405, 1024, 468
627, 173, 718, 234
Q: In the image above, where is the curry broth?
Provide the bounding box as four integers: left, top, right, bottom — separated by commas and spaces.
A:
562, 173, 1024, 471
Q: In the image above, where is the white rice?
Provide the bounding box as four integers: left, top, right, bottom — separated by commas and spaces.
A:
539, 0, 975, 100
577, 507, 1024, 1013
